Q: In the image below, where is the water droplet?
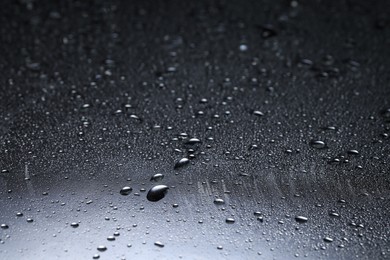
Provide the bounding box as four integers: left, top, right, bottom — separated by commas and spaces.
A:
150, 173, 164, 182
107, 236, 115, 241
324, 237, 333, 243
225, 218, 235, 224
295, 216, 308, 223
253, 110, 264, 116
186, 138, 201, 144
347, 149, 359, 155
120, 186, 132, 196
239, 44, 248, 52
97, 245, 107, 252
92, 254, 100, 259
26, 218, 33, 223
70, 222, 79, 228
217, 245, 223, 250
1, 224, 9, 229
154, 241, 164, 247
310, 140, 326, 149
213, 198, 225, 205
147, 185, 169, 202
174, 158, 190, 169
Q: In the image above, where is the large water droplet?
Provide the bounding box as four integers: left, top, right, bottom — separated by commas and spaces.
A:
147, 185, 169, 202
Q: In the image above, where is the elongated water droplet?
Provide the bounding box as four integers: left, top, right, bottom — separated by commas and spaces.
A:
154, 241, 164, 247
1, 224, 9, 229
214, 198, 225, 205
295, 216, 308, 223
70, 222, 79, 228
120, 186, 132, 196
147, 185, 169, 202
186, 138, 201, 144
97, 245, 107, 252
347, 149, 359, 155
150, 173, 164, 182
310, 140, 326, 149
225, 217, 235, 224
324, 237, 333, 243
253, 110, 264, 116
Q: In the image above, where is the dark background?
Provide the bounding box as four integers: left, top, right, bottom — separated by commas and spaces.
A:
0, 0, 389, 259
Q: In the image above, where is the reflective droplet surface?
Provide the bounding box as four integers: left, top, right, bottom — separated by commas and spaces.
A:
347, 149, 359, 155
213, 198, 225, 205
174, 158, 190, 169
295, 216, 308, 223
146, 185, 169, 202
97, 245, 107, 252
120, 186, 132, 196
186, 138, 201, 144
70, 222, 79, 228
310, 140, 326, 149
1, 224, 9, 229
253, 110, 264, 116
324, 237, 333, 243
154, 241, 164, 247
225, 217, 235, 224
150, 173, 164, 182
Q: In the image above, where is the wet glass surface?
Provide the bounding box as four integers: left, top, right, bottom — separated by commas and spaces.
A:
0, 0, 389, 259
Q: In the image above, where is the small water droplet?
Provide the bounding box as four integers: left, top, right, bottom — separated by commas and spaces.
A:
324, 237, 333, 243
213, 198, 225, 205
120, 186, 132, 196
97, 245, 107, 252
310, 140, 326, 149
147, 185, 169, 202
295, 216, 308, 223
150, 173, 164, 182
174, 158, 190, 169
186, 138, 201, 144
1, 224, 9, 229
347, 149, 359, 155
239, 44, 248, 52
107, 236, 115, 241
253, 110, 264, 116
225, 218, 235, 224
70, 222, 79, 228
154, 241, 164, 247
